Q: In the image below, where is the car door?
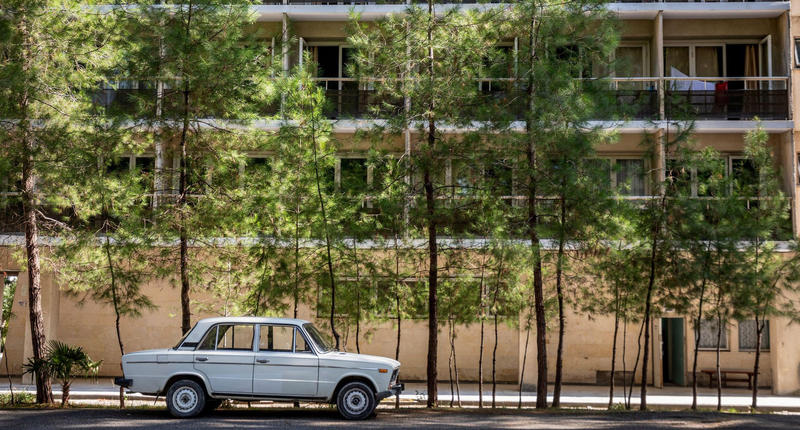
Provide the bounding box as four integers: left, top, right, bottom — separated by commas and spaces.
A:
252, 324, 319, 397
194, 323, 256, 395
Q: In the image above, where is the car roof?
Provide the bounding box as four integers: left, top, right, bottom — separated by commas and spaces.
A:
196, 316, 311, 326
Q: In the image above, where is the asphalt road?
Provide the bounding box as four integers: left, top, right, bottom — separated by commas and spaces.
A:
1, 407, 799, 429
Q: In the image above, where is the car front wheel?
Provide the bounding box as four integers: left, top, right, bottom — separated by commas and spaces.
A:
336, 381, 376, 420
166, 379, 206, 418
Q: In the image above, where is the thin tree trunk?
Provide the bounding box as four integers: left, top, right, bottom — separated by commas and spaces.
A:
478, 258, 487, 408
293, 203, 300, 318
424, 0, 438, 408
178, 2, 194, 336
622, 315, 629, 409
395, 237, 402, 409
448, 317, 454, 408
715, 295, 723, 411
519, 305, 532, 409
19, 18, 53, 404
608, 288, 620, 409
103, 234, 125, 409
751, 315, 764, 410
627, 316, 646, 408
553, 194, 567, 408
309, 112, 340, 350
691, 274, 707, 410
452, 324, 461, 407
526, 12, 547, 409
640, 192, 666, 411
491, 277, 500, 409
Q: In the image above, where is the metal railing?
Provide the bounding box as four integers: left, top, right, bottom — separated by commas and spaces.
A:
90, 76, 789, 121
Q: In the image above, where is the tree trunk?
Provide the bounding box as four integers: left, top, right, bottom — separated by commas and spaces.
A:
424, 0, 438, 408
526, 13, 547, 410
478, 261, 487, 408
448, 318, 454, 408
491, 276, 500, 409
293, 203, 301, 318
178, 3, 194, 336
639, 196, 664, 411
519, 306, 532, 409
715, 304, 723, 411
395, 291, 401, 409
608, 290, 620, 409
310, 114, 340, 350
61, 381, 69, 408
104, 235, 125, 409
19, 18, 53, 404
691, 275, 707, 410
751, 315, 764, 410
553, 194, 567, 408
622, 316, 629, 409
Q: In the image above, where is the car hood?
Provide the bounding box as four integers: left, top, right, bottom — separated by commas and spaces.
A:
318, 351, 400, 369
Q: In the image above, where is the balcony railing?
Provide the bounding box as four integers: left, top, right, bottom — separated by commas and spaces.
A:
664, 77, 788, 121
90, 76, 788, 122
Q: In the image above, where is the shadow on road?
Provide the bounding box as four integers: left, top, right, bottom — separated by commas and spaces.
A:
1, 407, 799, 429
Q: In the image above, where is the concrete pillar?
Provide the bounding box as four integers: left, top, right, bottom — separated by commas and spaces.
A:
654, 11, 664, 120
770, 316, 800, 395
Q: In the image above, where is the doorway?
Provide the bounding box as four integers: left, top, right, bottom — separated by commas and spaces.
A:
661, 317, 686, 386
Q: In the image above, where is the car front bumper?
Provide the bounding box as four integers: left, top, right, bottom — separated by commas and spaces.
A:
376, 383, 404, 400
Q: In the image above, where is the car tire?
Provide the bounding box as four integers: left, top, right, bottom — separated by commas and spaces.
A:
166, 379, 206, 418
336, 381, 376, 420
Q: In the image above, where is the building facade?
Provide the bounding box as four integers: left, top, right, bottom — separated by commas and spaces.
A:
3, 0, 800, 395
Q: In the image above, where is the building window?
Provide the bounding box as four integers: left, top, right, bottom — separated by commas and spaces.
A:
795, 38, 800, 68
340, 158, 368, 194
738, 320, 770, 351
697, 319, 728, 350
614, 158, 646, 196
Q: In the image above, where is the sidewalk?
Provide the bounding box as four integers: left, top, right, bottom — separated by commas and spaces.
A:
2, 377, 800, 411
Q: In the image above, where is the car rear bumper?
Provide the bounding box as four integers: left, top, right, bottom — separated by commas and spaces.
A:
376, 383, 404, 400
114, 377, 132, 388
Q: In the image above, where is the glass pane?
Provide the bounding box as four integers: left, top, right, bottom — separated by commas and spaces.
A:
698, 319, 728, 350
616, 46, 644, 78
197, 327, 217, 350
665, 47, 690, 77
340, 158, 368, 194
452, 159, 478, 197
217, 324, 254, 351
259, 325, 294, 352
316, 46, 339, 78
738, 320, 769, 351
583, 158, 612, 191
695, 46, 722, 77
616, 159, 645, 196
295, 329, 313, 353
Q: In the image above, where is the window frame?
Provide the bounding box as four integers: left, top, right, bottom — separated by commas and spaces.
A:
738, 320, 770, 352
697, 319, 730, 352
256, 324, 317, 355
195, 323, 256, 352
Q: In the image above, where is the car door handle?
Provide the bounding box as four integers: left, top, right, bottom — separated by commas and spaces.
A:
256, 358, 270, 364
195, 357, 208, 362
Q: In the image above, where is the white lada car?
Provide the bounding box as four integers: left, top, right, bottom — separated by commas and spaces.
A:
115, 317, 403, 420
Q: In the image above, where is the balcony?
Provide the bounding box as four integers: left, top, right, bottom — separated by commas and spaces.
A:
664, 77, 788, 121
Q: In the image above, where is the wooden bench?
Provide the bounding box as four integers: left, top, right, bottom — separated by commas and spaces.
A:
699, 369, 756, 389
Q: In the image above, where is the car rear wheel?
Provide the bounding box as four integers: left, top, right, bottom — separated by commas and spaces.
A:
336, 381, 376, 420
166, 379, 206, 418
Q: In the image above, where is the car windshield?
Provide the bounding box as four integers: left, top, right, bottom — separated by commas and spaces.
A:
303, 323, 335, 352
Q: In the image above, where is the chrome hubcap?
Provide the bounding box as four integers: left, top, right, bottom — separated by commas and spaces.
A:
344, 389, 368, 414
173, 387, 198, 413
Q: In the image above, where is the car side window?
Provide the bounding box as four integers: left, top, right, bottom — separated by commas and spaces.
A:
295, 329, 313, 353
197, 324, 254, 351
259, 325, 294, 352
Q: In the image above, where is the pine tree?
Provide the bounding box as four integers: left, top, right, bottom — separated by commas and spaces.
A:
0, 0, 113, 404
348, 3, 502, 406
118, 0, 273, 334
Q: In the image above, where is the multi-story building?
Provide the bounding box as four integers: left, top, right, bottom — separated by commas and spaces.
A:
3, 0, 800, 395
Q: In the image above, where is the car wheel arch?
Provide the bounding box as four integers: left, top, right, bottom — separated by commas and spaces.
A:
162, 373, 212, 397
331, 375, 378, 402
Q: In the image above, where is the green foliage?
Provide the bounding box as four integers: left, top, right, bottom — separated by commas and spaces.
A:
0, 391, 35, 406
23, 340, 101, 407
